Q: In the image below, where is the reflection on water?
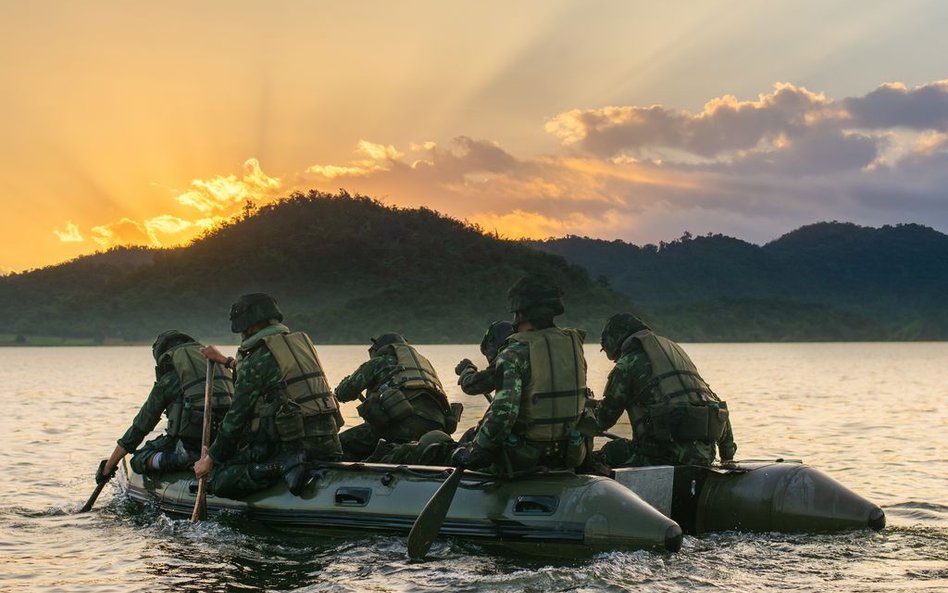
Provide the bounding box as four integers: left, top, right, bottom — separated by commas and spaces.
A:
0, 343, 946, 592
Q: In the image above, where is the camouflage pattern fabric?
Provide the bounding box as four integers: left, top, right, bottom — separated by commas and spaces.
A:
118, 367, 201, 474
458, 367, 496, 396
595, 346, 737, 467
207, 324, 342, 498
335, 353, 447, 461
473, 341, 530, 450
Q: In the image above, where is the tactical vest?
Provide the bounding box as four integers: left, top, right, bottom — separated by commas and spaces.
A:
361, 343, 452, 428
626, 330, 729, 443
510, 327, 587, 442
249, 331, 342, 442
162, 343, 234, 442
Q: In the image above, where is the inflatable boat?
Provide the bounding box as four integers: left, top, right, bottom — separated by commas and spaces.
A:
613, 459, 885, 534
120, 460, 684, 555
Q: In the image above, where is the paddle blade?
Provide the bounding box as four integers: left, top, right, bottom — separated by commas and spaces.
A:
407, 467, 464, 559
190, 478, 208, 522
78, 481, 106, 513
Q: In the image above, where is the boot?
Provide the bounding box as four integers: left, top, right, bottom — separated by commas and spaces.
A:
281, 452, 308, 496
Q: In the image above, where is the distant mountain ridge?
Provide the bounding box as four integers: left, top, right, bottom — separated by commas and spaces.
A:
534, 222, 948, 340
0, 191, 630, 344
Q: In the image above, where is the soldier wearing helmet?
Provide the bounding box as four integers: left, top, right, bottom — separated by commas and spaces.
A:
195, 293, 343, 498
451, 275, 590, 473
334, 333, 459, 461
454, 320, 516, 397
94, 330, 234, 487
595, 312, 737, 467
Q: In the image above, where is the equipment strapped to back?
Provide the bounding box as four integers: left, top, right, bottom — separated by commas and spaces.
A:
249, 331, 341, 441
629, 330, 729, 443
388, 343, 446, 395
163, 343, 234, 442
510, 327, 587, 442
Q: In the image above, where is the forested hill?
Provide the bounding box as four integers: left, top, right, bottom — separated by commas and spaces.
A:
534, 222, 948, 340
0, 191, 631, 344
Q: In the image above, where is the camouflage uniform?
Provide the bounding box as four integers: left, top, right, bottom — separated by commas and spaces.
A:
458, 366, 497, 397
471, 332, 588, 473
335, 352, 453, 461
596, 342, 738, 467
119, 342, 232, 474
118, 372, 193, 474
208, 324, 342, 498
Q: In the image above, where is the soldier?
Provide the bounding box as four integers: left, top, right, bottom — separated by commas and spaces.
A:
595, 312, 738, 467
454, 320, 516, 398
450, 276, 589, 473
334, 333, 459, 461
194, 293, 343, 498
94, 330, 234, 485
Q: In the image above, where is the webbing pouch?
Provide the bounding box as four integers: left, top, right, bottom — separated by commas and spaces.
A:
445, 402, 463, 435
357, 393, 390, 427
562, 430, 586, 468
379, 388, 413, 422
274, 400, 305, 442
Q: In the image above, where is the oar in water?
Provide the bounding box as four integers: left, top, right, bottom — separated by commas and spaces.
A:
406, 465, 465, 560
189, 360, 215, 523
79, 463, 112, 513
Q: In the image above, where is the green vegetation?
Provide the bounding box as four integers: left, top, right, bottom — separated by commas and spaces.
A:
0, 191, 631, 345
4, 194, 944, 344
535, 222, 948, 341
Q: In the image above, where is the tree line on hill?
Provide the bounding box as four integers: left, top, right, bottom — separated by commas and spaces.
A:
2, 191, 945, 344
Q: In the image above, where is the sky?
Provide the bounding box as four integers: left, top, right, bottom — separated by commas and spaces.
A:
2, 0, 948, 273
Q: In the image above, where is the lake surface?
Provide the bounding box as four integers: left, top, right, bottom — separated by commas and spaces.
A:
1, 343, 945, 592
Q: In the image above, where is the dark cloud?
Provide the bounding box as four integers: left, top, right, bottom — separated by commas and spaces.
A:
844, 81, 948, 130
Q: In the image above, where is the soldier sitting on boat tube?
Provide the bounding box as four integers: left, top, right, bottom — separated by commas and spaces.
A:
450, 275, 590, 474
95, 331, 234, 485
594, 313, 738, 468
194, 293, 344, 498
334, 334, 461, 461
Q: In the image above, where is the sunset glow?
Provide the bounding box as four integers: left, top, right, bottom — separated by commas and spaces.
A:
2, 2, 948, 272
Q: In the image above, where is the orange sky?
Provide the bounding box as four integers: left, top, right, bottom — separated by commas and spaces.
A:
2, 2, 948, 273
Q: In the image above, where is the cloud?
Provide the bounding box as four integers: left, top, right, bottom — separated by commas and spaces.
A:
843, 80, 948, 130
175, 158, 282, 213
298, 79, 948, 244
53, 221, 84, 242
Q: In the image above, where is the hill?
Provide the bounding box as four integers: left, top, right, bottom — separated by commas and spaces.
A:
0, 191, 632, 345
534, 223, 948, 340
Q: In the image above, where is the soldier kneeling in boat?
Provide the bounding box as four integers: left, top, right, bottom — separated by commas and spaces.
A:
450, 276, 590, 474
594, 313, 737, 468
335, 334, 461, 461
195, 293, 344, 498
95, 331, 234, 485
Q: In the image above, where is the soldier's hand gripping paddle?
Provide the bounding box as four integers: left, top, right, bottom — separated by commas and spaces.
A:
79, 458, 117, 513
406, 466, 464, 559
190, 360, 215, 523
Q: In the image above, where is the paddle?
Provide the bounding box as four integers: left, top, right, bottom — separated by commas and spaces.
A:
79, 463, 111, 513
189, 359, 215, 523
406, 465, 465, 559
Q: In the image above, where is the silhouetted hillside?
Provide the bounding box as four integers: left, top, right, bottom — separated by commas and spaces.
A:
0, 191, 632, 344
535, 222, 948, 340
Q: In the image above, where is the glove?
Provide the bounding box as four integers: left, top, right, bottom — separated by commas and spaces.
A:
450, 442, 493, 469
95, 459, 116, 485
454, 359, 477, 376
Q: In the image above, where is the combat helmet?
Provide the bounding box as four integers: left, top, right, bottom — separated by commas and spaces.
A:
368, 332, 407, 357
600, 312, 650, 361
229, 293, 284, 334
151, 330, 196, 363
479, 320, 515, 363
507, 275, 565, 325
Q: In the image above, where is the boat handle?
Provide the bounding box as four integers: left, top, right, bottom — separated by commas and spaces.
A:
335, 487, 372, 507
514, 495, 558, 515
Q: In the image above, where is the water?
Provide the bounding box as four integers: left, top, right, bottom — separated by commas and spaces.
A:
1, 343, 946, 592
